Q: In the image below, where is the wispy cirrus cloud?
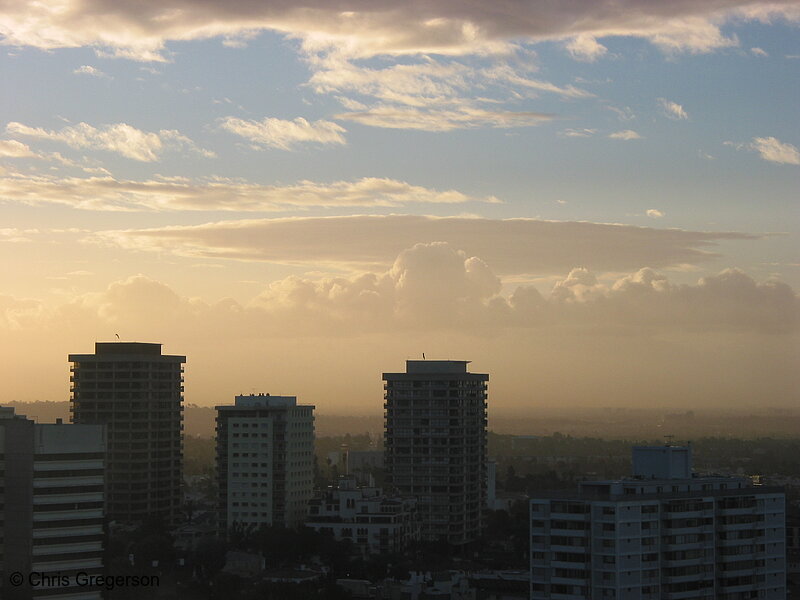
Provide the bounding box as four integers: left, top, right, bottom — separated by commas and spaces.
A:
218, 116, 346, 150
725, 136, 800, 165
6, 122, 215, 162
0, 173, 498, 211
609, 129, 642, 140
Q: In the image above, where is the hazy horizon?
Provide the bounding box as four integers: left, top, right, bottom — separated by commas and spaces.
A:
1, 1, 798, 413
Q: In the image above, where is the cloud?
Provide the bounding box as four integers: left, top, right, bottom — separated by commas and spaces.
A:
749, 136, 800, 165
1, 0, 794, 62
310, 56, 581, 131
6, 121, 214, 162
750, 47, 769, 56
646, 209, 664, 218
609, 129, 642, 140
218, 116, 346, 150
559, 128, 596, 138
0, 139, 36, 157
3, 247, 796, 337
657, 98, 689, 120
336, 106, 555, 131
73, 65, 107, 77
1, 249, 796, 411
0, 174, 497, 211
95, 214, 759, 275
565, 34, 608, 61
606, 106, 636, 121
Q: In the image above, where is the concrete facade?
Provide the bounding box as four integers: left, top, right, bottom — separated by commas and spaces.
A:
307, 476, 420, 556
530, 447, 786, 600
383, 360, 488, 545
0, 408, 106, 600
69, 341, 184, 525
216, 394, 314, 531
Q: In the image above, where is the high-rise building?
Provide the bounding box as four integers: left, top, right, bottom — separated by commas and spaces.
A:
530, 445, 786, 600
1, 407, 106, 600
69, 342, 185, 525
383, 360, 488, 545
216, 394, 315, 532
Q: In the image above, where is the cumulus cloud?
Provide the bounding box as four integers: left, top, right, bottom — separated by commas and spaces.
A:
1, 248, 796, 411
565, 34, 608, 61
658, 98, 689, 120
3, 246, 796, 337
95, 214, 758, 275
6, 121, 214, 162
0, 173, 496, 211
749, 136, 800, 165
0, 139, 36, 157
609, 129, 642, 140
218, 116, 346, 150
73, 65, 107, 77
646, 209, 664, 218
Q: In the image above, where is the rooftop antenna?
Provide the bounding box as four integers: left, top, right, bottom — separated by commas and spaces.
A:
115, 333, 120, 340
664, 434, 675, 447
422, 353, 426, 359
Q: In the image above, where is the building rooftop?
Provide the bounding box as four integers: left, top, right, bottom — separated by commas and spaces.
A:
69, 341, 185, 360
406, 360, 470, 374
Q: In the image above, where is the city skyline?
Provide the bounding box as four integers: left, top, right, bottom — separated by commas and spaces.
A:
1, 1, 798, 412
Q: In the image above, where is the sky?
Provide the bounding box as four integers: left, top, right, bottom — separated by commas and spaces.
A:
0, 0, 798, 415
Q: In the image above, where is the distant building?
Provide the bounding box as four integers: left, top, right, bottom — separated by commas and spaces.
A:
0, 407, 105, 600
530, 445, 786, 599
383, 360, 488, 545
69, 341, 185, 525
345, 449, 384, 485
307, 476, 420, 556
216, 394, 314, 532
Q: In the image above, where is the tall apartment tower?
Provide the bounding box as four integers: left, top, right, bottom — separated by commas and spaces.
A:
69, 342, 185, 525
1, 407, 106, 600
530, 446, 786, 599
383, 360, 488, 545
216, 394, 315, 532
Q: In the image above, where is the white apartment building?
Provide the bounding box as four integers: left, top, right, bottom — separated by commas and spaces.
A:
1, 407, 106, 600
530, 445, 786, 600
216, 394, 314, 532
307, 476, 420, 556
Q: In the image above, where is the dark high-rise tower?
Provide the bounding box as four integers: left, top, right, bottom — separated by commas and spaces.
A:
383, 360, 488, 545
69, 342, 185, 525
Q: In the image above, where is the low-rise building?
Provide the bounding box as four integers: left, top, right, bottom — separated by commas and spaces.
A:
307, 476, 420, 556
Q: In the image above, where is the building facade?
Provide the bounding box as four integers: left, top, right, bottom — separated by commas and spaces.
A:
307, 476, 420, 556
216, 394, 315, 532
69, 342, 185, 525
1, 407, 106, 600
383, 360, 488, 545
530, 446, 786, 600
